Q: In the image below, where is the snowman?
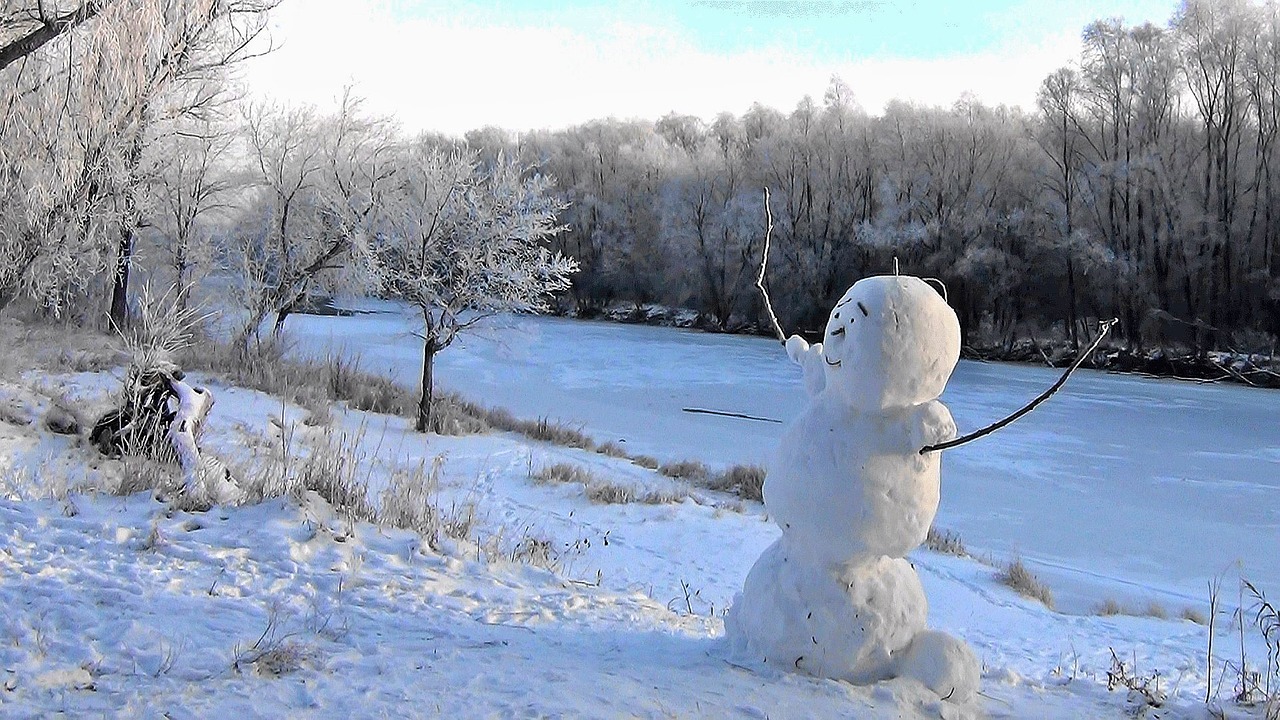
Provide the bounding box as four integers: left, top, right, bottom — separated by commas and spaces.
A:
727, 274, 980, 703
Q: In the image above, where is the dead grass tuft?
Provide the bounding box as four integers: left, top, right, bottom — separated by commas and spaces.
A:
595, 441, 628, 458
534, 463, 594, 487
659, 460, 708, 481
631, 455, 659, 470
1180, 607, 1207, 625
1097, 598, 1123, 616
999, 555, 1054, 609
924, 526, 967, 556
535, 462, 685, 505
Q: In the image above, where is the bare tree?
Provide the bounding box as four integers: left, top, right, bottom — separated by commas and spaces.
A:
377, 144, 576, 432
231, 93, 398, 347
144, 115, 236, 308
0, 1, 116, 72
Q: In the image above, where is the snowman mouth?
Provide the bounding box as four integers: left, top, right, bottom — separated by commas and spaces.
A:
824, 356, 842, 367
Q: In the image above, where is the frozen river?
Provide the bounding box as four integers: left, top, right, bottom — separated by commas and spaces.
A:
288, 308, 1280, 613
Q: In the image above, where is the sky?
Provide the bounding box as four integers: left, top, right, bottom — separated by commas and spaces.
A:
243, 0, 1183, 136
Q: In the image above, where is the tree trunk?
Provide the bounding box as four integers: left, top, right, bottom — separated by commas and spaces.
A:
272, 306, 292, 336
416, 339, 437, 433
0, 1, 113, 72
109, 227, 134, 327
109, 110, 149, 328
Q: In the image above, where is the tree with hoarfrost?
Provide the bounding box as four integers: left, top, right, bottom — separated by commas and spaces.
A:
232, 93, 398, 347
144, 116, 236, 310
377, 143, 576, 433
0, 0, 278, 317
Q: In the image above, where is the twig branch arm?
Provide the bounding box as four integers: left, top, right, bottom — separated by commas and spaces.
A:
755, 187, 786, 345
921, 319, 1117, 454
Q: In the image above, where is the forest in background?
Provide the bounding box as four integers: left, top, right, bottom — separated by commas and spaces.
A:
468, 0, 1280, 357
2, 0, 1280, 367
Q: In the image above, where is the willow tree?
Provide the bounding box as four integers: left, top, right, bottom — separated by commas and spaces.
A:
379, 144, 576, 432
0, 0, 279, 317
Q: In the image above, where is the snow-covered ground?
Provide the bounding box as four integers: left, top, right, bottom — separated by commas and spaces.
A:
1, 312, 1276, 718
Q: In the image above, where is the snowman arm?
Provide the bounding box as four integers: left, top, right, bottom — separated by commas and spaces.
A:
910, 401, 957, 453
785, 335, 826, 396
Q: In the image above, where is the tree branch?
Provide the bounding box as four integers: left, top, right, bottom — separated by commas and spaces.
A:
921, 319, 1117, 454
755, 187, 786, 344
0, 1, 113, 72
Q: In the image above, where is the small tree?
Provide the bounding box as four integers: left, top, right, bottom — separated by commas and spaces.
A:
231, 94, 398, 347
378, 143, 576, 432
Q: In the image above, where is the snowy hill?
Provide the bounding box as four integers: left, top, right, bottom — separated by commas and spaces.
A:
0, 324, 1274, 718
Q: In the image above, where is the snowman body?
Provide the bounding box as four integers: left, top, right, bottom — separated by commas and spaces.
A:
728, 275, 979, 701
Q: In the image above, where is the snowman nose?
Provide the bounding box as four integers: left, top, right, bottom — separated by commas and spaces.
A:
831, 326, 845, 337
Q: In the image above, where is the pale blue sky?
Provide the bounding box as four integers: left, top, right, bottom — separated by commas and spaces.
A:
247, 0, 1183, 134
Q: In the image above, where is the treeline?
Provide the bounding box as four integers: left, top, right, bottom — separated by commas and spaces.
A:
470, 0, 1280, 353
3, 1, 1279, 360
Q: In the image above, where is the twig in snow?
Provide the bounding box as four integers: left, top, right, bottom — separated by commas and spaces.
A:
682, 407, 782, 424
755, 187, 786, 344
921, 319, 1117, 454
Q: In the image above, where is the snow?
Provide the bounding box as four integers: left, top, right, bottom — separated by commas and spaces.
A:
0, 309, 1275, 718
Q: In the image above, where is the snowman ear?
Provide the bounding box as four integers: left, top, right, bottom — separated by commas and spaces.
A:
922, 277, 948, 303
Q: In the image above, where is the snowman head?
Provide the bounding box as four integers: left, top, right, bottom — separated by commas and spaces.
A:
820, 275, 961, 410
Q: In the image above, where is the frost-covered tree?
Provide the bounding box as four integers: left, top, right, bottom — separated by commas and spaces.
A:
0, 0, 278, 317
144, 116, 237, 310
232, 93, 398, 346
377, 143, 576, 432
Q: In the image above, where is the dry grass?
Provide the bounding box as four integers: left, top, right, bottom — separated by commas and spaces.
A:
703, 464, 766, 502
379, 457, 476, 549
999, 555, 1054, 609
1142, 601, 1168, 619
1094, 598, 1169, 619
924, 526, 967, 556
296, 431, 376, 525
535, 462, 685, 505
514, 417, 596, 450
595, 441, 628, 458
583, 479, 637, 504
1096, 598, 1124, 616
631, 455, 659, 470
534, 463, 594, 487
659, 460, 708, 482
1180, 607, 1207, 625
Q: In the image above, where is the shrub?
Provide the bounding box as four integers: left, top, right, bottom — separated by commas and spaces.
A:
998, 556, 1054, 608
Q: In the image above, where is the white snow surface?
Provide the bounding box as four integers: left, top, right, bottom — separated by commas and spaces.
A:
0, 308, 1274, 717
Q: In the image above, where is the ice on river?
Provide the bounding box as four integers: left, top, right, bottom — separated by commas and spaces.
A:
287, 307, 1280, 614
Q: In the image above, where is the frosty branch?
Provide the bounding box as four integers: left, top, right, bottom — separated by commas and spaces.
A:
754, 187, 786, 344
920, 318, 1117, 454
